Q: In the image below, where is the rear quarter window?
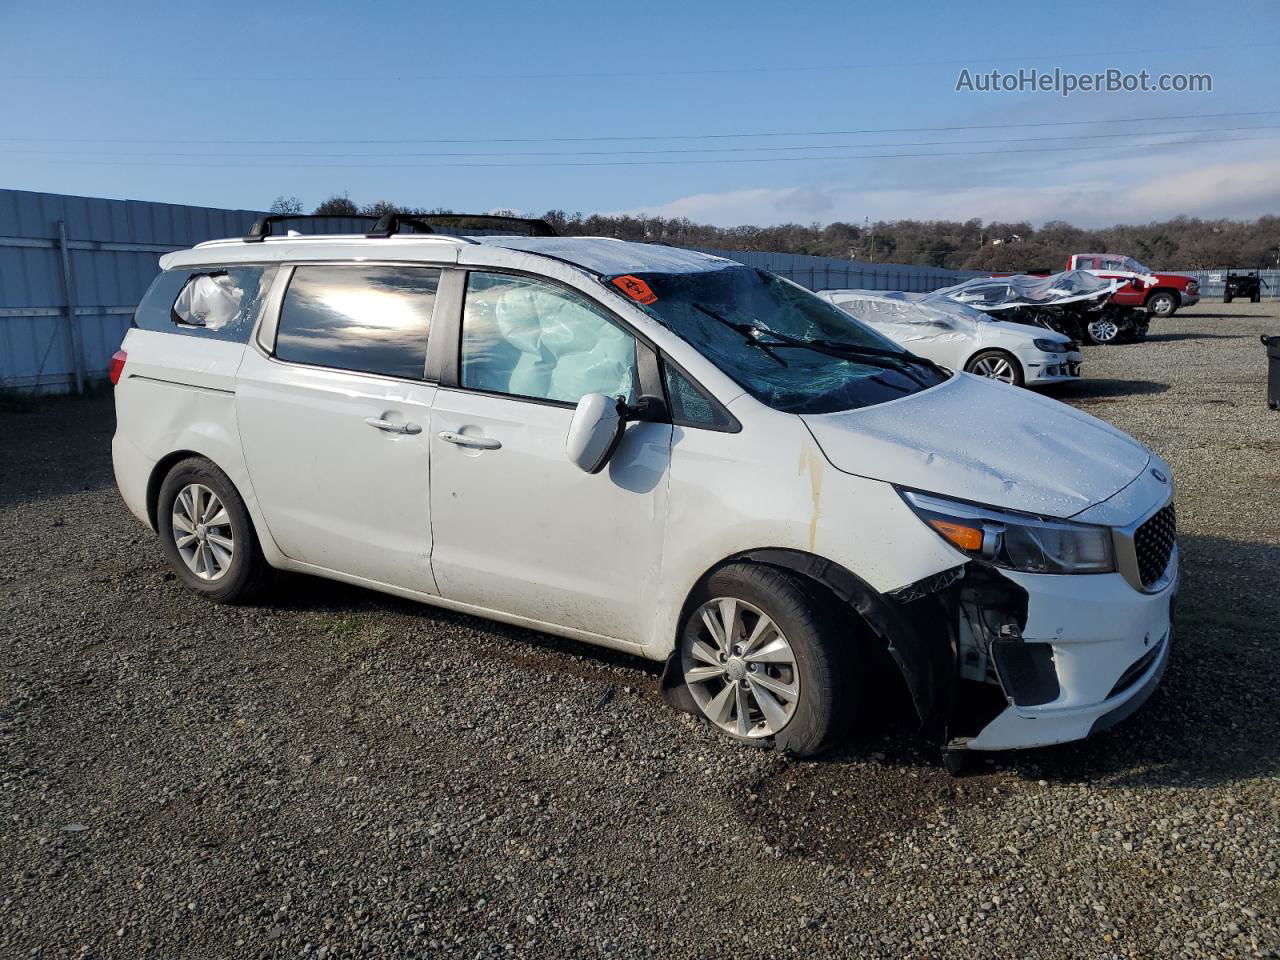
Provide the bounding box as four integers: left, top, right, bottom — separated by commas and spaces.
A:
133, 265, 278, 343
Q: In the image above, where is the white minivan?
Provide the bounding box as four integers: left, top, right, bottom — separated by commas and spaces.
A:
111, 215, 1178, 766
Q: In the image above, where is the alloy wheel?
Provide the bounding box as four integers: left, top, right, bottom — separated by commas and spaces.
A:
682, 597, 800, 738
171, 483, 235, 581
970, 355, 1017, 383
1088, 318, 1120, 343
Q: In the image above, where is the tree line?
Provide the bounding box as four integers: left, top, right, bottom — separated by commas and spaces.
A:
271, 194, 1280, 271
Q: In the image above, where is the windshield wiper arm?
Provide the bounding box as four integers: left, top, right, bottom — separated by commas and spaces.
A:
806, 337, 950, 377
692, 304, 788, 367
729, 323, 938, 384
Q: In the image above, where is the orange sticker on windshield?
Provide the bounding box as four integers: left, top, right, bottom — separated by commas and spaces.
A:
611, 274, 657, 304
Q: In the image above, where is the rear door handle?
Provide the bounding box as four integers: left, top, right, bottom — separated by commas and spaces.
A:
364, 416, 422, 435
438, 431, 501, 450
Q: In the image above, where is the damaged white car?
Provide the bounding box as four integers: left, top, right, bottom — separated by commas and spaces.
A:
816, 289, 1083, 387
111, 215, 1177, 771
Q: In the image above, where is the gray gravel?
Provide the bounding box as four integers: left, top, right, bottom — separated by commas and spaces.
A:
2, 302, 1278, 959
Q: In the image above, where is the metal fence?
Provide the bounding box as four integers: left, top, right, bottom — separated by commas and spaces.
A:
1182, 269, 1280, 300
2, 187, 1272, 394
689, 246, 983, 292
0, 190, 363, 394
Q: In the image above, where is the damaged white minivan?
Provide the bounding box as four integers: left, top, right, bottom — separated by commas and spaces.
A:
111, 215, 1177, 768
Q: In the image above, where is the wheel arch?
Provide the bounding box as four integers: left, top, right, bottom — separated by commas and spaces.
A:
146, 450, 208, 530
1144, 286, 1179, 308
660, 547, 959, 733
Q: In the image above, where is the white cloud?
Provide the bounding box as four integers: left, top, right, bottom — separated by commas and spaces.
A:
609, 144, 1280, 227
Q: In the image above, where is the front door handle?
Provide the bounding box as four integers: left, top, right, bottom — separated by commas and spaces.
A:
364, 416, 422, 435
438, 431, 501, 450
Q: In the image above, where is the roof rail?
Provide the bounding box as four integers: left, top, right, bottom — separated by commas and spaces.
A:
244, 213, 383, 243
411, 214, 559, 237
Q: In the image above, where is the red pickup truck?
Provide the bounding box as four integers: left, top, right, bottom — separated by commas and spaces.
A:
1066, 254, 1200, 317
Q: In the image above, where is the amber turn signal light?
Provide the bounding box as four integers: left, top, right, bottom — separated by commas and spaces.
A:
926, 517, 984, 553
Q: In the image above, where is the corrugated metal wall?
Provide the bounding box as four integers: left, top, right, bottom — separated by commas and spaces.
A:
0, 190, 364, 393
689, 245, 983, 292
1184, 269, 1280, 299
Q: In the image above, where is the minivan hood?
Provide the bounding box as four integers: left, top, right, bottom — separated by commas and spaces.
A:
801, 374, 1150, 518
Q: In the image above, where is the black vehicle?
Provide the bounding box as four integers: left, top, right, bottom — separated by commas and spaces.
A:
1224, 270, 1268, 304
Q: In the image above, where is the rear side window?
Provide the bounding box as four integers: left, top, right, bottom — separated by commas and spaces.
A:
133, 265, 277, 343
274, 264, 440, 379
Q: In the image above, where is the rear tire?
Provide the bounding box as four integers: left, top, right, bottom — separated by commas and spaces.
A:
964, 349, 1024, 386
1147, 292, 1178, 317
1251, 293, 1261, 303
677, 563, 855, 757
157, 457, 271, 604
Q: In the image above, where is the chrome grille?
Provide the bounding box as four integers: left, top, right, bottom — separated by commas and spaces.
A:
1133, 503, 1176, 588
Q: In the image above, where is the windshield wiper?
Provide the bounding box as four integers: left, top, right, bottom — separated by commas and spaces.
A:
805, 337, 950, 378
766, 336, 935, 387
692, 304, 788, 367
692, 304, 949, 385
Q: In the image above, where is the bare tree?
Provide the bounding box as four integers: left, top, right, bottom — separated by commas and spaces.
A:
269, 196, 304, 215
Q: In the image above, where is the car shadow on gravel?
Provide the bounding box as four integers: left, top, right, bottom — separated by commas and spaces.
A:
0, 389, 117, 509
1043, 379, 1170, 400
266, 571, 665, 686
1142, 331, 1242, 342
1180, 311, 1275, 320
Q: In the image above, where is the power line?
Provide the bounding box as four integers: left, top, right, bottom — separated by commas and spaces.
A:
4, 124, 1277, 160
0, 42, 1270, 83
23, 133, 1280, 170
2, 110, 1278, 146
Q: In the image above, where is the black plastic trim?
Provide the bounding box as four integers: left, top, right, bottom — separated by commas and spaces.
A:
244, 213, 381, 242
1090, 638, 1170, 735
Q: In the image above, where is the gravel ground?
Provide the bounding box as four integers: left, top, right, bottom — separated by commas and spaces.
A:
2, 302, 1278, 959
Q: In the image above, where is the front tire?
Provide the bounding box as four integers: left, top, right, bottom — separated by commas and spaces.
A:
965, 349, 1024, 386
678, 564, 854, 757
157, 457, 271, 604
1147, 292, 1178, 317
1085, 316, 1122, 345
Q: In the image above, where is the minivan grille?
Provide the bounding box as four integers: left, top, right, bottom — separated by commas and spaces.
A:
1134, 503, 1176, 588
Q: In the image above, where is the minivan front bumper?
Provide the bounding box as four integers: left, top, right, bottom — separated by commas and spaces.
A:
954, 558, 1177, 751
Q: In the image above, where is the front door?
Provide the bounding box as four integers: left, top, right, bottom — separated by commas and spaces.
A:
428, 270, 672, 643
237, 263, 442, 592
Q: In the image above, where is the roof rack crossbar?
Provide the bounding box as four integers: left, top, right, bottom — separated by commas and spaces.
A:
366, 213, 439, 238
411, 214, 559, 237
244, 213, 382, 243
243, 211, 559, 243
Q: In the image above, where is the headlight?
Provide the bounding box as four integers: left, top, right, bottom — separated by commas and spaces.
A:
901, 490, 1114, 574
1187, 281, 1199, 293
1033, 338, 1069, 353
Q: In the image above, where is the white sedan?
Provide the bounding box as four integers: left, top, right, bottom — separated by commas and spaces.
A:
817, 289, 1083, 388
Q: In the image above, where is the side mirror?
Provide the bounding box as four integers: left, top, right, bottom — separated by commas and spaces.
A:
566, 393, 626, 474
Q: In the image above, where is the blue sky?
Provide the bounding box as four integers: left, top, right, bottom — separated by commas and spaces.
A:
2, 0, 1278, 226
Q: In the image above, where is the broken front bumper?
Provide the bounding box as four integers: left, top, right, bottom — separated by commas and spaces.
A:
1025, 349, 1084, 385
954, 559, 1177, 752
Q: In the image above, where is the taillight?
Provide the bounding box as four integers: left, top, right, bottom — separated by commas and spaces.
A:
109, 350, 127, 385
